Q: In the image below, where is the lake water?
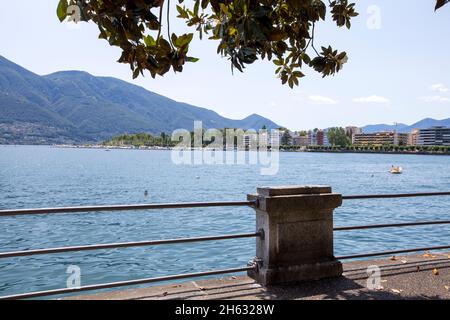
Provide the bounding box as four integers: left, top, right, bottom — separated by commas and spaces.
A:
0, 145, 449, 297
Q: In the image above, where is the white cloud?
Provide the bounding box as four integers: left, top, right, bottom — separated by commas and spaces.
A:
418, 83, 450, 103
352, 95, 390, 104
430, 83, 449, 93
308, 95, 338, 105
419, 95, 450, 103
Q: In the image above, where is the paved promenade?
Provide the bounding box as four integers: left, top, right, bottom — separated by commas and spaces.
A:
69, 252, 450, 300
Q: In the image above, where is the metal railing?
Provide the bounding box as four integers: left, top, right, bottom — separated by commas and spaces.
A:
0, 191, 449, 299
0, 200, 256, 217
0, 232, 261, 259
336, 191, 450, 260
342, 191, 450, 200
0, 200, 259, 300
0, 266, 255, 300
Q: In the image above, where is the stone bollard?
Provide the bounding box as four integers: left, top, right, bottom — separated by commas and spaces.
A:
247, 186, 343, 286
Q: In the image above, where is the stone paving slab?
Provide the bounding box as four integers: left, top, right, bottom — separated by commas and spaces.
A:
67, 252, 450, 300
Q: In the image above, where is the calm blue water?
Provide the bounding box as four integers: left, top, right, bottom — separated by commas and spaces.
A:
0, 145, 449, 297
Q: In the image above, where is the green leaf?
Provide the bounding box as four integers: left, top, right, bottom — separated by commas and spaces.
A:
144, 35, 156, 47
186, 57, 199, 63
194, 0, 200, 15
273, 59, 283, 66
56, 0, 68, 22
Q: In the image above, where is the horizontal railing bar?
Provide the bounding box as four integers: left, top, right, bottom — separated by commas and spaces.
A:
334, 220, 450, 231
342, 191, 450, 200
0, 201, 256, 217
1, 191, 449, 217
336, 245, 450, 260
0, 232, 261, 259
0, 266, 254, 300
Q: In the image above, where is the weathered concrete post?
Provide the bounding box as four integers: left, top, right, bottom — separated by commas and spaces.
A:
247, 186, 343, 286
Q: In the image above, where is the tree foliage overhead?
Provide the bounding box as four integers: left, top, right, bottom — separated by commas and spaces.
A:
436, 0, 450, 10
57, 0, 448, 88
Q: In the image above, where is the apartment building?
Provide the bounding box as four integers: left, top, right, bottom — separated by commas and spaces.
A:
417, 126, 450, 146
307, 129, 329, 146
292, 135, 309, 147
354, 132, 409, 146
345, 126, 362, 144
409, 129, 419, 146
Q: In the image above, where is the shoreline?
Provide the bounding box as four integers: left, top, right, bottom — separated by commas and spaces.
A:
2, 144, 449, 156
300, 149, 450, 156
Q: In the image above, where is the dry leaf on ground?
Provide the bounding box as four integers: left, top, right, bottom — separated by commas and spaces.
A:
433, 268, 440, 276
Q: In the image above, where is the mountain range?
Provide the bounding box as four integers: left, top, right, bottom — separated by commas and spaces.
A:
361, 118, 450, 133
0, 55, 280, 144
1, 55, 449, 144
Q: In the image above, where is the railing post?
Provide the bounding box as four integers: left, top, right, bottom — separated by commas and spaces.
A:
247, 186, 343, 285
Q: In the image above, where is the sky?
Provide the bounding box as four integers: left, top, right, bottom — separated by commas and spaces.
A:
0, 0, 449, 130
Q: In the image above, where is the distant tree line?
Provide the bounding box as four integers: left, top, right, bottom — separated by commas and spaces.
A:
103, 133, 174, 147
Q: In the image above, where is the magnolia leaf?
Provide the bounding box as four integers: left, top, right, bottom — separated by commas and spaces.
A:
56, 0, 68, 22
186, 57, 199, 63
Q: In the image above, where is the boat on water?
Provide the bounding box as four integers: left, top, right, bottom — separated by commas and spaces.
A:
390, 166, 403, 174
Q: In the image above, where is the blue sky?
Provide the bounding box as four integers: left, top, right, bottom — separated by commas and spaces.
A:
0, 0, 449, 130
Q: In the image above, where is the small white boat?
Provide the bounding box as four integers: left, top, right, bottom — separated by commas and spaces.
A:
390, 166, 403, 174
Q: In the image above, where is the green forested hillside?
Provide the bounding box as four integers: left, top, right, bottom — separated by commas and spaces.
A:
0, 55, 280, 144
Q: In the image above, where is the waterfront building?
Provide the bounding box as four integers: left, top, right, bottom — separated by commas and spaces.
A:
293, 135, 309, 147
307, 130, 317, 146
345, 126, 362, 144
306, 129, 329, 146
266, 129, 284, 146
316, 130, 325, 146
417, 126, 450, 146
409, 129, 419, 146
322, 130, 331, 147
353, 132, 409, 146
